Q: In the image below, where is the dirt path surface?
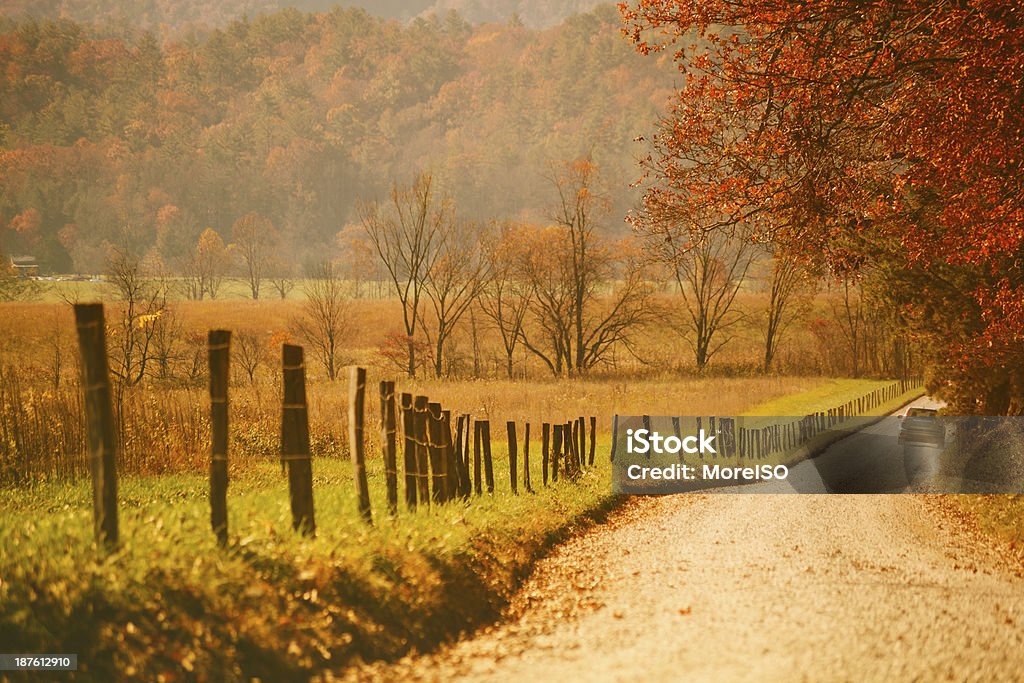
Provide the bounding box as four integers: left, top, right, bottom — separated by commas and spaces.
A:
344, 494, 1024, 682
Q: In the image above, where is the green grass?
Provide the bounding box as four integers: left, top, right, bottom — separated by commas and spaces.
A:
0, 449, 613, 681
745, 378, 920, 416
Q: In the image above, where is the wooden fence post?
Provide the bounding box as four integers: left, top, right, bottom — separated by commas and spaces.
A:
589, 416, 597, 466
610, 415, 619, 462
401, 393, 417, 510
413, 396, 431, 504
442, 410, 462, 500
427, 402, 446, 503
461, 414, 472, 487
473, 419, 483, 495
74, 303, 119, 551
507, 421, 518, 495
577, 417, 586, 470
552, 424, 561, 482
542, 423, 550, 486
524, 423, 532, 493
481, 420, 494, 494
208, 330, 230, 547
455, 415, 467, 497
380, 381, 398, 516
349, 367, 372, 524
564, 422, 575, 478
457, 414, 472, 498
282, 344, 315, 536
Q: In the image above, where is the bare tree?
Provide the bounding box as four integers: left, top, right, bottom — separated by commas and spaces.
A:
551, 157, 603, 373
230, 212, 277, 300
267, 256, 296, 300
478, 222, 533, 378
761, 249, 814, 373
180, 228, 228, 300
336, 223, 380, 299
42, 310, 68, 391
293, 261, 349, 381
516, 160, 653, 377
196, 228, 228, 299
105, 247, 169, 388
235, 331, 267, 384
517, 225, 575, 375
420, 220, 490, 377
517, 226, 652, 377
663, 230, 754, 370
360, 172, 447, 377
150, 306, 186, 382
832, 274, 866, 377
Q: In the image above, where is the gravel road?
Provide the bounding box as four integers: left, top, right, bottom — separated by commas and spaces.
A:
344, 494, 1024, 682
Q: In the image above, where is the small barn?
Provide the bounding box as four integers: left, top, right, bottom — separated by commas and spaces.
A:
10, 255, 40, 278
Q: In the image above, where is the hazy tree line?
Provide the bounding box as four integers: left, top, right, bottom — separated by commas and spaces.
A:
0, 0, 610, 35
1, 154, 914, 386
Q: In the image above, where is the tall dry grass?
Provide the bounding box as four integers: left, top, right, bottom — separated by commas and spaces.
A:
0, 354, 829, 486
0, 293, 854, 485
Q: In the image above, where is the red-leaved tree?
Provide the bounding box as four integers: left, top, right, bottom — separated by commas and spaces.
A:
621, 0, 1024, 413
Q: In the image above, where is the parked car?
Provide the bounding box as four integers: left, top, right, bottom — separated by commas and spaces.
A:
898, 407, 945, 448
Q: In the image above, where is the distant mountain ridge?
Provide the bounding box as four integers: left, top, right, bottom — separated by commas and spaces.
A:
0, 0, 612, 31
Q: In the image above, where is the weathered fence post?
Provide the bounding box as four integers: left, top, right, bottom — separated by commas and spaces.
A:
456, 413, 471, 499
542, 423, 550, 486
507, 421, 518, 495
349, 367, 372, 524
564, 422, 575, 478
427, 402, 446, 503
610, 415, 619, 463
74, 303, 119, 551
473, 419, 483, 495
401, 393, 417, 510
414, 396, 430, 504
589, 416, 596, 466
481, 420, 494, 494
552, 423, 562, 482
442, 410, 462, 500
380, 381, 398, 516
524, 423, 532, 493
461, 414, 472, 487
208, 330, 231, 547
282, 344, 315, 536
577, 417, 586, 470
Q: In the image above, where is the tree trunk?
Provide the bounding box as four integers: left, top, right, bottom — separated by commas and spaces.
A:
434, 333, 444, 378
406, 337, 416, 378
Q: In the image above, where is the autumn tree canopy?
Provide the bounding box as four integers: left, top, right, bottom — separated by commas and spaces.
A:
621, 0, 1024, 413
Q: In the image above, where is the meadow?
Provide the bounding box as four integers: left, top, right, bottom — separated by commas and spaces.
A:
0, 281, 872, 485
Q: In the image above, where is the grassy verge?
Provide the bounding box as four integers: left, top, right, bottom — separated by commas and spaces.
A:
0, 377, 911, 681
0, 460, 614, 681
745, 378, 921, 416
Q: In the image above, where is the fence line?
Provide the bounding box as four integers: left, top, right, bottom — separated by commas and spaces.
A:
8, 306, 928, 547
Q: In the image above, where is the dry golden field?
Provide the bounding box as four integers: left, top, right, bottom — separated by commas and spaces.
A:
0, 290, 855, 485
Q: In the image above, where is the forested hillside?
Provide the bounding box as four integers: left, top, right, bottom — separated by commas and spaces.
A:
0, 5, 675, 273
0, 0, 609, 33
